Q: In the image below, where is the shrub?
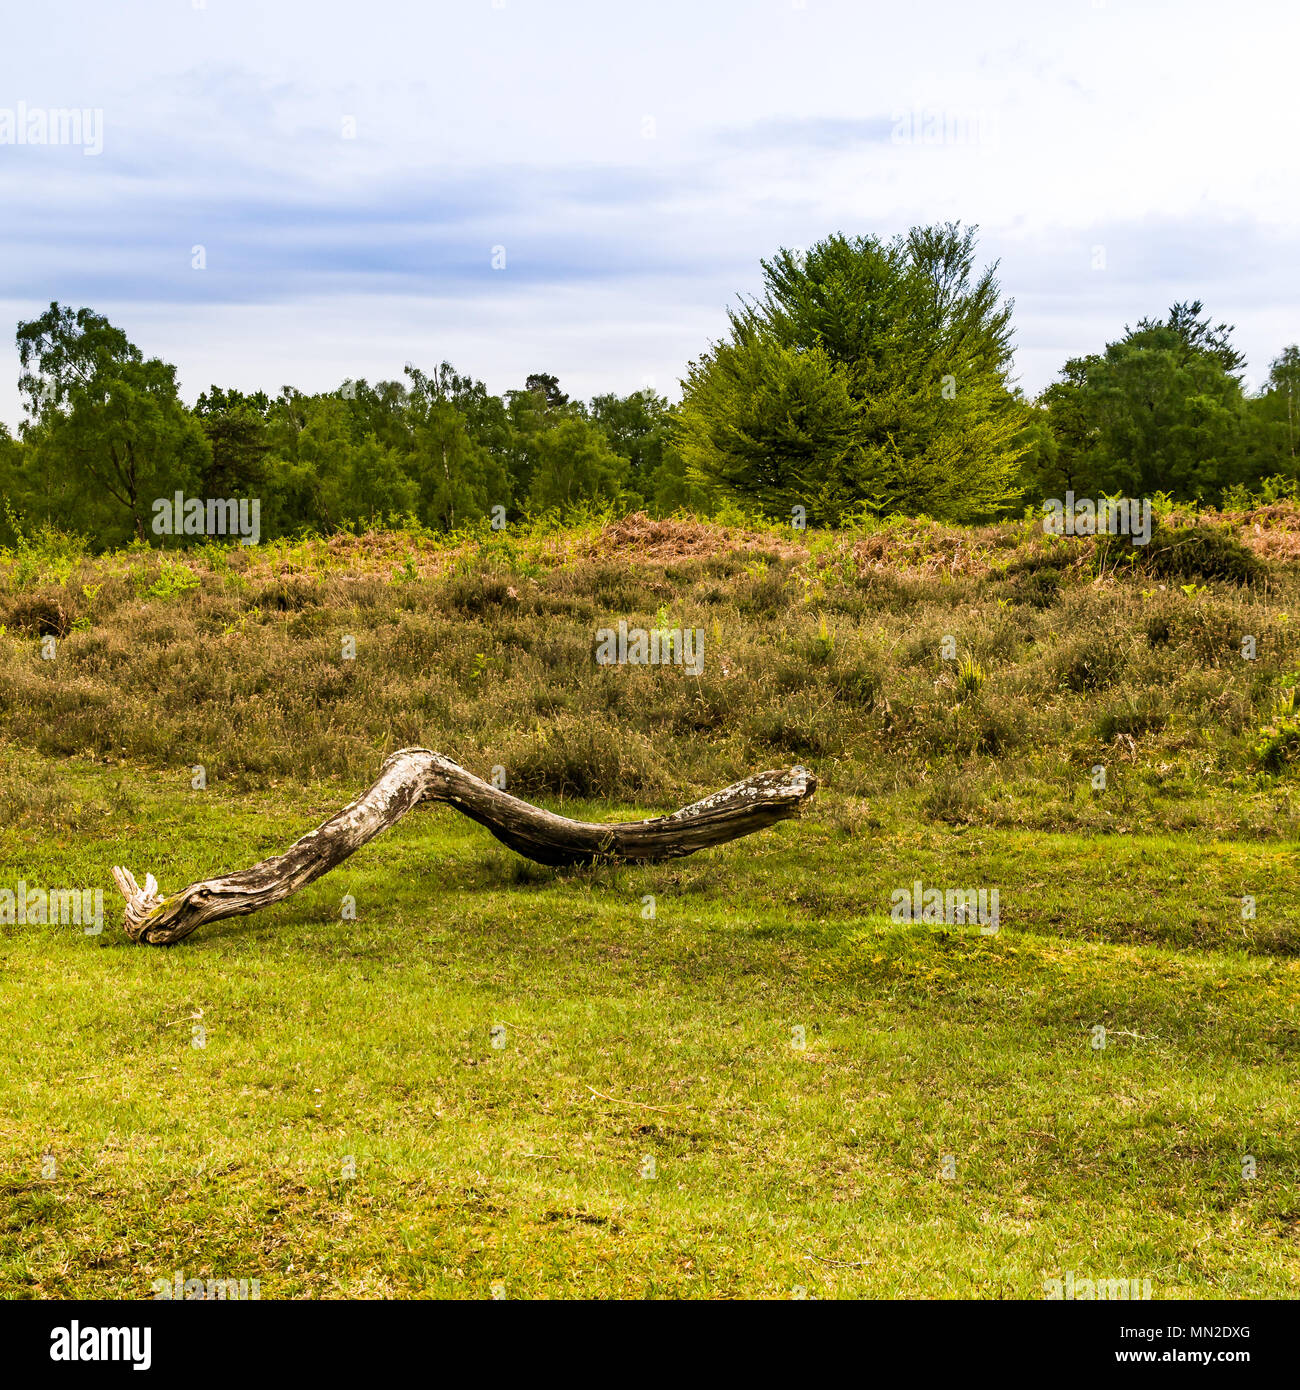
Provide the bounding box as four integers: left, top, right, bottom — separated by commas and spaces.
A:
1055, 637, 1125, 693
1254, 677, 1300, 772
1, 593, 71, 637
1100, 519, 1265, 586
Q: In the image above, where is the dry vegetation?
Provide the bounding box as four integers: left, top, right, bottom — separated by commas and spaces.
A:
1, 506, 1296, 839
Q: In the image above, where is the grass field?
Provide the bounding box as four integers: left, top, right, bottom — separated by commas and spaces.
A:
2, 508, 1298, 1298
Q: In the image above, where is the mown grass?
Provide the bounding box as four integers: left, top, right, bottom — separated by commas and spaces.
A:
1, 510, 1297, 1298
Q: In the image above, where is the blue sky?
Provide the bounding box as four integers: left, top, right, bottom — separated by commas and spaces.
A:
0, 0, 1296, 428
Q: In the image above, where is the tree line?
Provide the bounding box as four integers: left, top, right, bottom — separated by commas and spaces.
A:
2, 224, 1297, 548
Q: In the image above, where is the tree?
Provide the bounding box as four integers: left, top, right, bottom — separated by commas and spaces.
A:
1015, 392, 1075, 502
0, 414, 92, 539
347, 435, 419, 525
0, 422, 28, 543
339, 377, 412, 453
501, 372, 582, 502
279, 395, 421, 531
589, 388, 672, 491
587, 389, 713, 515
195, 386, 271, 498
421, 363, 516, 490
17, 303, 136, 411
1038, 302, 1253, 502
525, 416, 630, 514
295, 396, 358, 529
677, 225, 1027, 522
643, 439, 716, 515
524, 373, 569, 409
677, 333, 856, 517
1248, 346, 1300, 484
406, 367, 510, 529
16, 303, 209, 544
1161, 300, 1246, 375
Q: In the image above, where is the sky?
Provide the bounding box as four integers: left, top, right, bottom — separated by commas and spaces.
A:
0, 0, 1297, 429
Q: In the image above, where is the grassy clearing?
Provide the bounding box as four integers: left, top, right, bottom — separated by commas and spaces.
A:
2, 757, 1297, 1298
1, 510, 1298, 1298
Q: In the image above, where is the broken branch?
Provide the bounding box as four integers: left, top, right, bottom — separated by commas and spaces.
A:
113, 749, 817, 944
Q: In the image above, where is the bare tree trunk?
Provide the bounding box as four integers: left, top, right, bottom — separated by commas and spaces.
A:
112, 749, 817, 944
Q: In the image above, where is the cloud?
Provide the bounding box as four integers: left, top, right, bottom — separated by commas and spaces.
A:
0, 149, 739, 309
0, 0, 1297, 427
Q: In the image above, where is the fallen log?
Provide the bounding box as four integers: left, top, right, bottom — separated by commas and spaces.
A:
112, 748, 817, 944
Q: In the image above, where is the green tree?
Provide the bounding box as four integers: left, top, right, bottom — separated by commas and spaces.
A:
421, 363, 516, 488
339, 377, 413, 453
589, 388, 673, 502
16, 303, 209, 544
677, 225, 1026, 522
501, 372, 585, 502
195, 386, 271, 498
524, 372, 569, 410
296, 396, 359, 529
1248, 346, 1300, 485
1013, 397, 1071, 503
525, 416, 630, 515
643, 439, 717, 515
587, 392, 716, 515
0, 421, 29, 543
1039, 302, 1253, 502
345, 435, 419, 524
406, 367, 510, 529
678, 333, 856, 517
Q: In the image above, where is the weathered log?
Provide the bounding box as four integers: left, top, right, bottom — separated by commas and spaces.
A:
112, 749, 817, 944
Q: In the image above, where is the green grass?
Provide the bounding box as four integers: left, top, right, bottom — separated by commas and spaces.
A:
2, 510, 1298, 1298
1, 754, 1297, 1299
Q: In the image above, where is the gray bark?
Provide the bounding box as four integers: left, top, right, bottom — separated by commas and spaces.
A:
112, 749, 817, 944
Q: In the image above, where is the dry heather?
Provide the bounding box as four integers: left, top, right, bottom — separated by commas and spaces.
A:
0, 507, 1297, 841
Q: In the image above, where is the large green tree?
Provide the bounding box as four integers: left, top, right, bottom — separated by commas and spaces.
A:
16, 303, 209, 544
194, 386, 271, 499
1035, 301, 1254, 502
677, 224, 1028, 522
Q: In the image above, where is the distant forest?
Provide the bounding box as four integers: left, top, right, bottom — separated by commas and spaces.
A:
3, 224, 1297, 548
